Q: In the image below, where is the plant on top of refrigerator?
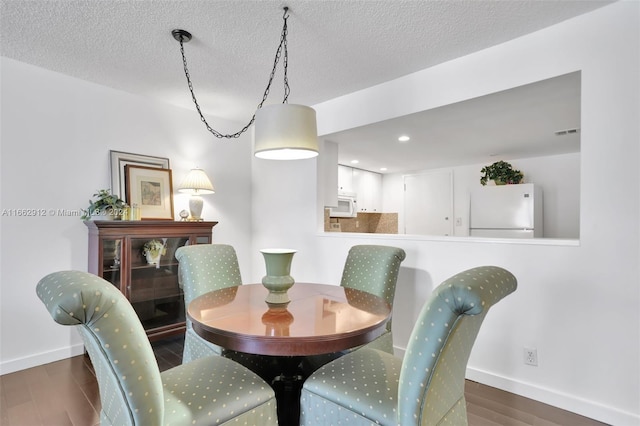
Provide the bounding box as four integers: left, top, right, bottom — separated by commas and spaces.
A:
480, 161, 524, 186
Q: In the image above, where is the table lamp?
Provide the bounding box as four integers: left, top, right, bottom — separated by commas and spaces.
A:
178, 168, 215, 221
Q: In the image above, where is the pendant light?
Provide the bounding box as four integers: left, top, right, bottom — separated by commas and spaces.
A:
172, 7, 318, 160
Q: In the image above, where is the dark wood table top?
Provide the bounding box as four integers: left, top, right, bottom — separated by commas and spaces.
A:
188, 283, 391, 356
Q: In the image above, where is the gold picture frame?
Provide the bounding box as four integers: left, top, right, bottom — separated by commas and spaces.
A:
125, 165, 174, 220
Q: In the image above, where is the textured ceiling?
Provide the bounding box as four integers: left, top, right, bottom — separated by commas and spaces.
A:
0, 1, 611, 173
0, 0, 610, 122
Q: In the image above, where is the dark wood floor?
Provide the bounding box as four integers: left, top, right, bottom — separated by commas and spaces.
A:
1, 335, 608, 426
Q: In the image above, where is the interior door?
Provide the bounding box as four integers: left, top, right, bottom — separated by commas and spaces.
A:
404, 171, 453, 235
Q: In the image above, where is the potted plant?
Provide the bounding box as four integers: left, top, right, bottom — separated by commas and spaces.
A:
480, 161, 524, 186
81, 189, 126, 220
142, 239, 167, 265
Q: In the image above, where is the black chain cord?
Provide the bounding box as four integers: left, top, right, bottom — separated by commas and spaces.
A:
177, 9, 290, 139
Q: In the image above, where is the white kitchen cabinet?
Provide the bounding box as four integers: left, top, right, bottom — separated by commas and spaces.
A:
338, 165, 354, 192
323, 141, 339, 207
353, 168, 382, 212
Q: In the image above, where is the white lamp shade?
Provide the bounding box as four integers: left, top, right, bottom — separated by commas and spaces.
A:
254, 104, 319, 160
178, 168, 215, 195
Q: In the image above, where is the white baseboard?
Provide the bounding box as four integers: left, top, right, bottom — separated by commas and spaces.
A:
466, 367, 639, 426
0, 343, 85, 375
393, 345, 638, 426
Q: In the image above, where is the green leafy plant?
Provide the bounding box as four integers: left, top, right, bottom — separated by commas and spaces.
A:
480, 161, 524, 186
81, 189, 126, 220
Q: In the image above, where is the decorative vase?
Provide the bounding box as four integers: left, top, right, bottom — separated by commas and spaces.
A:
260, 248, 296, 306
145, 251, 162, 266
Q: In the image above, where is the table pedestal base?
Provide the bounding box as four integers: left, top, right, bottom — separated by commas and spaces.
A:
223, 351, 307, 426
272, 371, 304, 426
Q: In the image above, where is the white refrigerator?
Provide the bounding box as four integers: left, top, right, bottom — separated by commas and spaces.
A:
469, 183, 543, 238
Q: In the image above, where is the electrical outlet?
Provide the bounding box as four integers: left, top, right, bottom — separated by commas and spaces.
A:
524, 347, 538, 366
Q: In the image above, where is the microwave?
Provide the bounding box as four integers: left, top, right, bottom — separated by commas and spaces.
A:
329, 192, 358, 218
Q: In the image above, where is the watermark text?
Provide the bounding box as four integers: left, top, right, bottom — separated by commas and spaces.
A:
1, 208, 84, 217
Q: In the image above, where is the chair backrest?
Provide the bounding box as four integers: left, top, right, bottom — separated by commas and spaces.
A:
340, 245, 406, 331
175, 244, 242, 306
398, 266, 517, 425
36, 271, 163, 426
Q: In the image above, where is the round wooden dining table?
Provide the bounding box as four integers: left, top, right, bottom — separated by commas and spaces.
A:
188, 282, 392, 425
187, 282, 391, 357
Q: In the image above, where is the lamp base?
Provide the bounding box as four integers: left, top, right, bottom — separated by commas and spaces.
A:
188, 195, 204, 221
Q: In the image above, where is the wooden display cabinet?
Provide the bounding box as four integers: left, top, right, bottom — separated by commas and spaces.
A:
85, 220, 217, 341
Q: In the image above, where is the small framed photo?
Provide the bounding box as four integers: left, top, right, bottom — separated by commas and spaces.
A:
110, 151, 170, 203
125, 165, 174, 220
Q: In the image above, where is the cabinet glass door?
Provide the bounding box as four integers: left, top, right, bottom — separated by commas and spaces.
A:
129, 237, 190, 332
101, 238, 122, 290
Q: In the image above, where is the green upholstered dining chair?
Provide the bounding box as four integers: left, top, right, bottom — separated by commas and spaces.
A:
175, 244, 242, 363
300, 265, 517, 426
36, 270, 277, 426
300, 245, 406, 376
340, 245, 406, 353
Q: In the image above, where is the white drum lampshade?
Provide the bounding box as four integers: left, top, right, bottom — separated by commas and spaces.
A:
254, 104, 318, 160
178, 168, 215, 221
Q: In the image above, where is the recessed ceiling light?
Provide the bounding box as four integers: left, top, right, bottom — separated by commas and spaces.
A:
350, 159, 359, 164
398, 135, 410, 142
380, 167, 387, 171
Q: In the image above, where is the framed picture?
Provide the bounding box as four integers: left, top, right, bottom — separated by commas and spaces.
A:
125, 165, 174, 220
110, 151, 170, 202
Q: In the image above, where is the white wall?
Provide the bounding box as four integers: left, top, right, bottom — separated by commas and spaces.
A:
382, 152, 580, 238
0, 57, 253, 373
250, 151, 321, 282
253, 3, 639, 424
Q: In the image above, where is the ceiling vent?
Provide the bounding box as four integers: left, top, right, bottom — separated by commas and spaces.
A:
555, 128, 580, 136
